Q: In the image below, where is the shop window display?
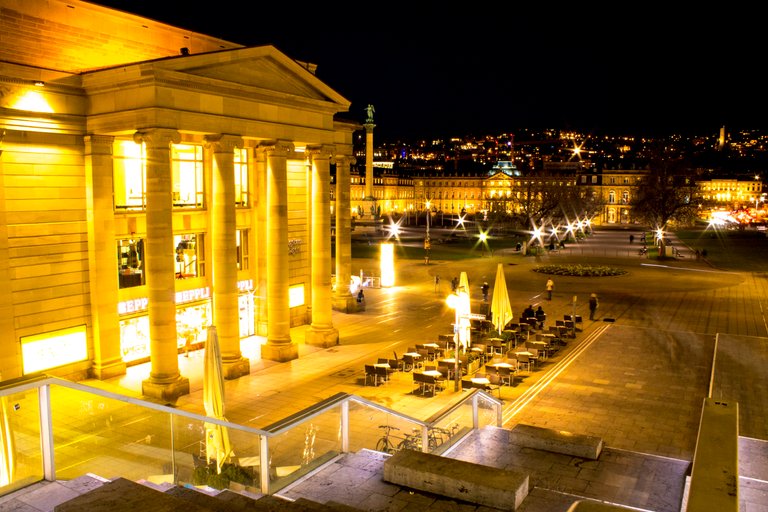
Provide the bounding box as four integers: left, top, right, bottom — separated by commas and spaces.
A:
175, 233, 205, 279
118, 238, 144, 288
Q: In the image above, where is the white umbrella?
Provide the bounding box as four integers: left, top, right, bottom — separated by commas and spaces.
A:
455, 272, 471, 352
491, 263, 514, 335
203, 325, 233, 474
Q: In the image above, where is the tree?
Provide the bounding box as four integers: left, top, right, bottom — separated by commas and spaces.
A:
631, 154, 699, 257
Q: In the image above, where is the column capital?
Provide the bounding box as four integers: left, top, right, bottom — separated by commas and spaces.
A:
257, 140, 294, 157
332, 154, 356, 167
204, 134, 243, 153
133, 128, 181, 148
84, 135, 115, 153
307, 144, 335, 160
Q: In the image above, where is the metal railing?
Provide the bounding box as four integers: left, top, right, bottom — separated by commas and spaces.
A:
0, 375, 501, 497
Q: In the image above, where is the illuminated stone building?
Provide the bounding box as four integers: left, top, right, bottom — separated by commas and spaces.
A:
0, 0, 356, 401
696, 177, 764, 209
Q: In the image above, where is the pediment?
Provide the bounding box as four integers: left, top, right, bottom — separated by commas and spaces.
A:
88, 45, 349, 108
487, 172, 514, 181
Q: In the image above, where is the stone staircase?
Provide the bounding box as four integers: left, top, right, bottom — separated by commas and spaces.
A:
0, 474, 358, 512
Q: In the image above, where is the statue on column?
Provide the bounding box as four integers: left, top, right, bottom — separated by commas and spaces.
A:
365, 104, 375, 123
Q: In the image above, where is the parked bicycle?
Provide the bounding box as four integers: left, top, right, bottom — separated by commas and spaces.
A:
375, 425, 409, 454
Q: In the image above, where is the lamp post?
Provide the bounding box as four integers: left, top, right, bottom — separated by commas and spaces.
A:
424, 200, 431, 265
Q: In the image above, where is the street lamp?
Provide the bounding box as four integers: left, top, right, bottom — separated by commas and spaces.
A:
424, 200, 431, 265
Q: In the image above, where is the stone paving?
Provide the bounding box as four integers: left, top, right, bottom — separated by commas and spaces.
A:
4, 226, 768, 511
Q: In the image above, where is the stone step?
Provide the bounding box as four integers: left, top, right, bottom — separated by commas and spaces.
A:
46, 475, 341, 512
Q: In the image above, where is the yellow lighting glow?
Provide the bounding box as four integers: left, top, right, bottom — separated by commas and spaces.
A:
380, 243, 395, 287
21, 325, 87, 374
11, 90, 54, 113
289, 284, 305, 308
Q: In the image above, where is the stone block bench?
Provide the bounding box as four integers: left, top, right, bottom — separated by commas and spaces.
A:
383, 449, 528, 510
684, 398, 739, 512
509, 423, 603, 460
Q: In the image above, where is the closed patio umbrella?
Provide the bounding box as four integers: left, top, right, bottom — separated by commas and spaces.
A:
491, 263, 514, 335
203, 325, 233, 474
455, 271, 471, 352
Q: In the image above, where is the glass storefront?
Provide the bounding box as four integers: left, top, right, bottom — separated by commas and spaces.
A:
119, 300, 212, 364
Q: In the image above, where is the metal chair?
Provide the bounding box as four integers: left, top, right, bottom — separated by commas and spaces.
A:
364, 364, 379, 386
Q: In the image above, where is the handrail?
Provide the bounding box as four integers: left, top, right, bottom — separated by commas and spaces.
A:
262, 392, 349, 434
0, 373, 501, 498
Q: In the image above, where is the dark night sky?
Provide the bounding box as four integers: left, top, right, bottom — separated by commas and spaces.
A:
87, 1, 765, 143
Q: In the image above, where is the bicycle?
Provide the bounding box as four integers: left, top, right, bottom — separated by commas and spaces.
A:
376, 425, 404, 454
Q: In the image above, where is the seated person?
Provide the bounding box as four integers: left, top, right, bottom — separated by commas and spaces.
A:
535, 305, 546, 328
522, 304, 535, 319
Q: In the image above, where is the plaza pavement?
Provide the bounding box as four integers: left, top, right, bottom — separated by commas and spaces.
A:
89, 226, 768, 511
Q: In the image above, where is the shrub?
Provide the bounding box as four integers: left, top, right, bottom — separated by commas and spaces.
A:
532, 264, 627, 277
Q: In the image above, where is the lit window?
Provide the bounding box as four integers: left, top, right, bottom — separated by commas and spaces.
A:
237, 229, 249, 270
234, 148, 249, 207
175, 233, 205, 278
117, 238, 145, 288
114, 140, 146, 210
171, 144, 204, 208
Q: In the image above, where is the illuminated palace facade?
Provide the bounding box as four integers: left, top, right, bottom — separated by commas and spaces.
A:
0, 0, 360, 401
343, 163, 763, 226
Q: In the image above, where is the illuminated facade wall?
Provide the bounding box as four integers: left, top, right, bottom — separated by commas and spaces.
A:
0, 0, 354, 397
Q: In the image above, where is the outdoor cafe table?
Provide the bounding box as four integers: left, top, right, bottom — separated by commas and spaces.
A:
404, 352, 421, 358
438, 333, 455, 342
470, 377, 490, 385
422, 343, 439, 348
422, 370, 443, 377
488, 361, 514, 368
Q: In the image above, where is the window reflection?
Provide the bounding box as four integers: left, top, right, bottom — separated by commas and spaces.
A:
175, 233, 205, 279
117, 238, 144, 288
113, 140, 146, 210
172, 144, 204, 208
234, 147, 249, 207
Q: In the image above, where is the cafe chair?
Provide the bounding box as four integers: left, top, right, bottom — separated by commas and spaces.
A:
514, 353, 531, 374
485, 373, 502, 397
498, 365, 514, 386
375, 365, 390, 384
364, 364, 379, 386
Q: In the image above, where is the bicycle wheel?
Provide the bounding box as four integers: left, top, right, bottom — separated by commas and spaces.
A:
375, 437, 394, 454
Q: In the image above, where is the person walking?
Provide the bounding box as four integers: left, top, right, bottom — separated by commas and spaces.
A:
546, 278, 554, 300
434, 274, 440, 292
481, 282, 489, 302
589, 293, 599, 320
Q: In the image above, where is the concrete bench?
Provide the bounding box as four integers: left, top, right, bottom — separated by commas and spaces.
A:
684, 398, 739, 512
509, 423, 603, 460
383, 449, 528, 511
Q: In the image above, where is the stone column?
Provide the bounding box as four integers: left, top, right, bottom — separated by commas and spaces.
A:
259, 141, 298, 362
306, 146, 339, 347
364, 122, 375, 200
0, 135, 16, 379
206, 134, 250, 380
253, 148, 268, 337
85, 135, 126, 380
332, 154, 358, 313
134, 129, 190, 403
